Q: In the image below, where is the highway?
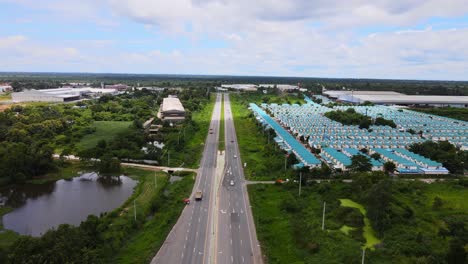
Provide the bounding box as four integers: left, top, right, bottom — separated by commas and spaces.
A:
151, 93, 222, 264
216, 94, 263, 264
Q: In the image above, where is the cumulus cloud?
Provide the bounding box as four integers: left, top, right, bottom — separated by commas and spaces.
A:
1, 0, 468, 79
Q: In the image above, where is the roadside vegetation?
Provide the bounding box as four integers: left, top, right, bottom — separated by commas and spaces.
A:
2, 167, 195, 263
249, 175, 468, 263
410, 107, 468, 122
230, 93, 301, 181
156, 91, 214, 168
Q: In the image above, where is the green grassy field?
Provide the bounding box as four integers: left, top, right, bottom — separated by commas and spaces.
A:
249, 180, 468, 264
219, 95, 225, 151
231, 94, 295, 180
76, 121, 133, 150
339, 199, 381, 249
249, 184, 362, 263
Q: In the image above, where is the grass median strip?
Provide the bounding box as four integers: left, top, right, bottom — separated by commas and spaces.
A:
219, 94, 225, 151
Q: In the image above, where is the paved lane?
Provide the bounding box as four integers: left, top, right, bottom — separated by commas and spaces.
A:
216, 94, 263, 264
152, 93, 222, 264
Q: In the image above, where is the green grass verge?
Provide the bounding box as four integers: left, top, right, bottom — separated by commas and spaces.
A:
230, 94, 295, 181
114, 168, 195, 263
76, 121, 133, 150
219, 95, 225, 151
0, 93, 11, 101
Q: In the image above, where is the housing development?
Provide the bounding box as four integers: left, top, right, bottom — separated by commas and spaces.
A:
251, 93, 466, 174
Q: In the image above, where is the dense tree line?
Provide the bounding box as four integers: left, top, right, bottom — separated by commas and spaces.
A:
411, 107, 468, 122
0, 104, 92, 183
2, 72, 467, 95
325, 108, 398, 130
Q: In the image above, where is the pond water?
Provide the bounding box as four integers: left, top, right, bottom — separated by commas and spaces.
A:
0, 172, 137, 237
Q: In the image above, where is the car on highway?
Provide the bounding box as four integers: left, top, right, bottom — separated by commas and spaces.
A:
234, 155, 237, 158
229, 180, 235, 186
195, 190, 203, 201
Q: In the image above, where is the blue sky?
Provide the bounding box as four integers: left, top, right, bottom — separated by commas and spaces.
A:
0, 0, 467, 80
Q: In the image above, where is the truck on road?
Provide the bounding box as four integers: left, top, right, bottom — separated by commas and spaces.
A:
195, 191, 203, 201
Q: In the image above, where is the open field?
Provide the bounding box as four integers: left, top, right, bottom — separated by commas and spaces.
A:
76, 121, 133, 150
249, 180, 468, 263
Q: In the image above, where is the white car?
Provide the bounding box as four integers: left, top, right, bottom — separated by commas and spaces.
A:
229, 180, 235, 186
234, 155, 237, 158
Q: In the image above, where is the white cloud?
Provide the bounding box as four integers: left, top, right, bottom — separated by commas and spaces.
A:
1, 1, 468, 79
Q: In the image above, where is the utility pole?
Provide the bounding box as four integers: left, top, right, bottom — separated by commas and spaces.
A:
321, 201, 326, 230
298, 172, 302, 196
284, 155, 287, 171
361, 248, 366, 264
134, 200, 137, 222
154, 171, 157, 190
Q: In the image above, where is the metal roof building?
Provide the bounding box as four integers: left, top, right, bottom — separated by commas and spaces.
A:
12, 88, 81, 103
339, 94, 468, 107
158, 97, 186, 122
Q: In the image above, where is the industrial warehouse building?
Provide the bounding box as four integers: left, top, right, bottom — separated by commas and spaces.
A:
323, 90, 468, 108
11, 88, 118, 103
157, 97, 186, 122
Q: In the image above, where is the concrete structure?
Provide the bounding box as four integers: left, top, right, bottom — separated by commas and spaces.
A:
157, 97, 186, 122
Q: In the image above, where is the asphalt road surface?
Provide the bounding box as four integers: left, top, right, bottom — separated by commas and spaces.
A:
217, 94, 263, 264
152, 93, 222, 264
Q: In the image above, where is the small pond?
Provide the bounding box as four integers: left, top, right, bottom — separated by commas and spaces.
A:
0, 172, 137, 236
